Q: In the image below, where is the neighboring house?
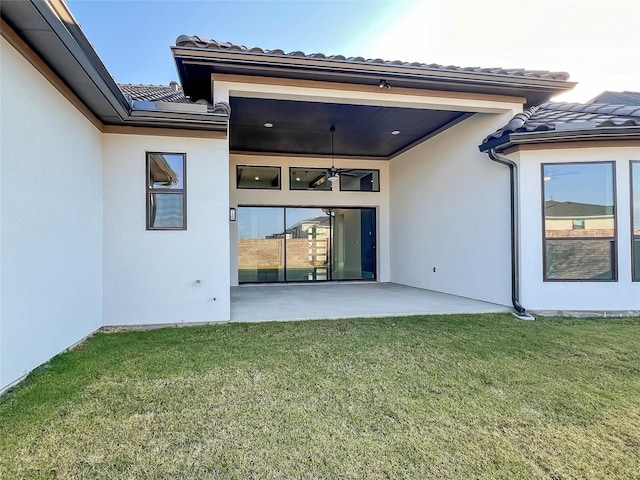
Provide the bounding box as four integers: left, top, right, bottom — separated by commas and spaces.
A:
1, 0, 638, 393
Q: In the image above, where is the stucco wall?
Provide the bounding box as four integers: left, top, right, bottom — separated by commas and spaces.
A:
229, 154, 390, 285
389, 112, 515, 306
518, 146, 640, 311
103, 134, 231, 325
0, 38, 103, 391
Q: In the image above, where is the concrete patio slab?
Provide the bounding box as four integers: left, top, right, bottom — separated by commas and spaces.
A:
230, 282, 511, 322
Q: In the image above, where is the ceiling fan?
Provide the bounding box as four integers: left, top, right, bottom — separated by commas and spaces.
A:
311, 126, 358, 188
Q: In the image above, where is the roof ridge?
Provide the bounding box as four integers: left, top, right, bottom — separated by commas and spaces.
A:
174, 35, 571, 81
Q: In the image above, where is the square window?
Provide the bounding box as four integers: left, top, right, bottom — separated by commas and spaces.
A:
572, 218, 585, 230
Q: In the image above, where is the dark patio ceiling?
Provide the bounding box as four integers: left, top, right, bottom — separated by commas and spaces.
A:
230, 97, 470, 158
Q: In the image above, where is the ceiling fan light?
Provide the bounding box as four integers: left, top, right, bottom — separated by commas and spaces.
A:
328, 174, 339, 183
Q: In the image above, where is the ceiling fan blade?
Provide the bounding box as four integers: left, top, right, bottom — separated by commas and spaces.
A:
309, 174, 328, 188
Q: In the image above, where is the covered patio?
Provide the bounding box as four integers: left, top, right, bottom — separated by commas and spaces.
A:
230, 282, 511, 322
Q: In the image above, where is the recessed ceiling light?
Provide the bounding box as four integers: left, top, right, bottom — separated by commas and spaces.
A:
255, 176, 260, 180
296, 177, 301, 181
391, 130, 400, 135
264, 122, 273, 128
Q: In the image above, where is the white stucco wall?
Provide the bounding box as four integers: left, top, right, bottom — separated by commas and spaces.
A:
1, 38, 103, 392
518, 145, 640, 312
389, 112, 516, 306
229, 154, 390, 285
103, 134, 231, 325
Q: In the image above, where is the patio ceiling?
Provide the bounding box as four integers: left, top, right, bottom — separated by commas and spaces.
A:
230, 97, 471, 159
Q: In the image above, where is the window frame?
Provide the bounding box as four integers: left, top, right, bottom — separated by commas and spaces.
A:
146, 151, 187, 231
540, 161, 618, 282
338, 169, 381, 192
289, 167, 333, 191
631, 160, 640, 281
236, 165, 281, 190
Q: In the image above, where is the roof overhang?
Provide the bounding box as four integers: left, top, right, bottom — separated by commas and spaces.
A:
1, 0, 228, 131
173, 45, 576, 109
479, 127, 640, 153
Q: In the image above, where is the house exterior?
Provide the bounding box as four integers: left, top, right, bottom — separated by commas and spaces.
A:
1, 0, 638, 393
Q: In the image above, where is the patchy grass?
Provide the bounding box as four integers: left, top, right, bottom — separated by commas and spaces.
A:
1, 314, 639, 479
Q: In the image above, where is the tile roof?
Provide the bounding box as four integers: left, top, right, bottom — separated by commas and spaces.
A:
119, 83, 231, 116
175, 35, 571, 82
481, 97, 640, 147
120, 83, 190, 103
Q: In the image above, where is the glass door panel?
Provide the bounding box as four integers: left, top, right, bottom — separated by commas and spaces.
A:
285, 208, 331, 281
331, 208, 376, 280
237, 207, 284, 283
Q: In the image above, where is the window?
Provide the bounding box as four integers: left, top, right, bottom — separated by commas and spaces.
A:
542, 162, 616, 281
340, 169, 380, 192
572, 219, 585, 230
632, 161, 640, 281
146, 152, 186, 230
289, 167, 332, 190
237, 165, 280, 189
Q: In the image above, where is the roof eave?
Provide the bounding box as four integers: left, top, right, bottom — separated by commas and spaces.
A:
126, 110, 229, 131
172, 46, 575, 106
481, 127, 640, 153
2, 1, 230, 132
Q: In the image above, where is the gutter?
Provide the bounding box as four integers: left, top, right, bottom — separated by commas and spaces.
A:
485, 127, 640, 153
486, 148, 535, 321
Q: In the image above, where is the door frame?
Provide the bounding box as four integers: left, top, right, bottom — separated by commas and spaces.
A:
237, 205, 377, 284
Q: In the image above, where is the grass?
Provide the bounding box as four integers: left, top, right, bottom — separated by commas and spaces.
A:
1, 314, 639, 479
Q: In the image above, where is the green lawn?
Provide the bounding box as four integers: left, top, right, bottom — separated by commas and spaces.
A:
1, 314, 639, 479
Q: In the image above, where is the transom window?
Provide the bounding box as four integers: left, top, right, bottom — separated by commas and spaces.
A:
237, 165, 280, 189
542, 162, 616, 281
289, 167, 332, 190
340, 169, 380, 192
146, 152, 186, 230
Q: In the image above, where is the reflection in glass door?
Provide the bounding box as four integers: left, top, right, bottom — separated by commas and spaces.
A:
285, 208, 330, 281
331, 208, 376, 280
237, 206, 376, 283
237, 207, 284, 283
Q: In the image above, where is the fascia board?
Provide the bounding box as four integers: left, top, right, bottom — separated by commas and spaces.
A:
491, 127, 640, 152
172, 46, 576, 93
29, 0, 131, 119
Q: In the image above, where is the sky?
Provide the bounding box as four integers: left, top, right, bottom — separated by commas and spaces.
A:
67, 0, 639, 104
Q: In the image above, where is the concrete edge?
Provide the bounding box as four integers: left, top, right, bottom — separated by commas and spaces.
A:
100, 321, 229, 332
531, 310, 640, 318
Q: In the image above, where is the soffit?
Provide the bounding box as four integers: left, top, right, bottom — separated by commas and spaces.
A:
229, 97, 469, 159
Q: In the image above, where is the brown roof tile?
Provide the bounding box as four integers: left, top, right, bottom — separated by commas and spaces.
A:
175, 35, 571, 82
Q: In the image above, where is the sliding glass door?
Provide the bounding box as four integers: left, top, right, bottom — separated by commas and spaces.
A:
237, 206, 375, 283
237, 207, 284, 283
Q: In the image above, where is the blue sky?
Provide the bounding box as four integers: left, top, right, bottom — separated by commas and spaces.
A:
68, 0, 639, 102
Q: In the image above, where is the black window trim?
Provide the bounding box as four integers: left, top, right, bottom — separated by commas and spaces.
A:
541, 161, 618, 282
339, 168, 381, 192
146, 151, 187, 231
288, 166, 333, 191
236, 164, 282, 190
